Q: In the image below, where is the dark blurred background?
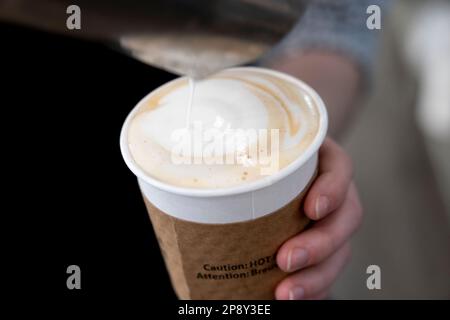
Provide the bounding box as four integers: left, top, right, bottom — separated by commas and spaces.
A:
2, 22, 178, 300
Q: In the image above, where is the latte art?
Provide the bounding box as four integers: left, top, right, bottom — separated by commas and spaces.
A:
127, 68, 321, 188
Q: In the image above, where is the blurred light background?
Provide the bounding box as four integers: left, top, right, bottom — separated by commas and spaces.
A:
332, 0, 450, 299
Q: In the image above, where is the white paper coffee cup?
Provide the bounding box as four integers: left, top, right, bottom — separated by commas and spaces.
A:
120, 67, 328, 299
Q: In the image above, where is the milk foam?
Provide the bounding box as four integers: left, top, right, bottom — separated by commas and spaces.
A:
127, 68, 321, 188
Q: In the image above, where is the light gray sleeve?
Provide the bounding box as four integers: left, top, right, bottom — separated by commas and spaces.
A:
260, 0, 389, 81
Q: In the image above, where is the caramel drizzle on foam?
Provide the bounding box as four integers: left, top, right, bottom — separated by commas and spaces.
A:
214, 72, 301, 137
212, 70, 317, 156
129, 70, 321, 187
137, 70, 318, 158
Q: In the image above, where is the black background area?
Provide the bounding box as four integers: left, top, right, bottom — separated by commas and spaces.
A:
2, 22, 177, 300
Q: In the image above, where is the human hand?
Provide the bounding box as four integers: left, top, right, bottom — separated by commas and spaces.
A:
275, 137, 363, 299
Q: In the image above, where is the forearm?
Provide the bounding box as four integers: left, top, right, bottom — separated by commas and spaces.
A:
257, 0, 386, 136
263, 50, 362, 137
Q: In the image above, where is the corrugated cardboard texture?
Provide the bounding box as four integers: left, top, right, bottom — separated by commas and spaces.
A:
143, 180, 314, 300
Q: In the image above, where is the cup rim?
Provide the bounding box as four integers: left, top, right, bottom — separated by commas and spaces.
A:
120, 66, 328, 198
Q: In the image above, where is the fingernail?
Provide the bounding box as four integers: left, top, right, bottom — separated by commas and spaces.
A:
287, 248, 309, 271
315, 196, 330, 219
289, 287, 305, 300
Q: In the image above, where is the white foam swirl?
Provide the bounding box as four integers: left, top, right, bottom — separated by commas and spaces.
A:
127, 68, 320, 188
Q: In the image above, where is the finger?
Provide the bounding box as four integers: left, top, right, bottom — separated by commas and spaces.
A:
275, 242, 351, 300
304, 138, 353, 220
277, 183, 362, 272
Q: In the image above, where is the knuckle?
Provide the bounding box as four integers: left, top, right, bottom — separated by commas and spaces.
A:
326, 181, 346, 207
309, 273, 327, 297
302, 284, 315, 299
326, 191, 339, 210
309, 229, 334, 263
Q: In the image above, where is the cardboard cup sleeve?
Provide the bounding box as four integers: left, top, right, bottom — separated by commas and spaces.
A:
137, 154, 318, 300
